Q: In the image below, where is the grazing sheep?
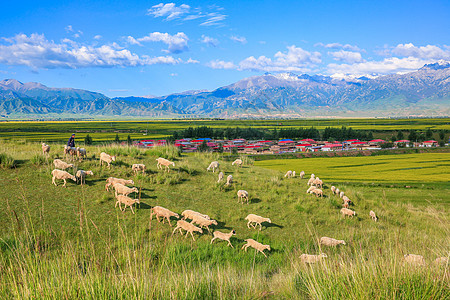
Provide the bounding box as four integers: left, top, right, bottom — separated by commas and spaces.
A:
211, 230, 236, 248
369, 210, 378, 221
207, 161, 219, 172
172, 220, 202, 241
115, 194, 140, 214
434, 257, 448, 265
42, 143, 50, 156
132, 163, 146, 175
343, 202, 349, 209
292, 171, 296, 177
330, 186, 336, 194
335, 188, 340, 196
156, 157, 175, 172
300, 253, 328, 264
226, 175, 233, 186
190, 214, 218, 232
403, 254, 426, 266
181, 210, 210, 221
237, 190, 249, 204
100, 152, 116, 168
312, 188, 323, 197
75, 170, 93, 185
313, 178, 323, 188
53, 159, 73, 170
76, 147, 87, 160
151, 206, 179, 226
310, 174, 315, 179
242, 239, 271, 257
245, 214, 271, 230
217, 172, 224, 183
306, 186, 316, 194
342, 195, 350, 202
307, 177, 315, 186
319, 237, 346, 246
339, 191, 345, 199
105, 177, 134, 191
51, 169, 76, 187
232, 158, 243, 167
299, 171, 305, 179
284, 170, 293, 178
340, 208, 356, 218
64, 145, 77, 159
113, 183, 139, 197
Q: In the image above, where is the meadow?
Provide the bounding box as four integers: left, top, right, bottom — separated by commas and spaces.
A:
0, 140, 448, 299
0, 118, 448, 142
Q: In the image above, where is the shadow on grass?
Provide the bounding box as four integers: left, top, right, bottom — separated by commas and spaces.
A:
138, 202, 152, 210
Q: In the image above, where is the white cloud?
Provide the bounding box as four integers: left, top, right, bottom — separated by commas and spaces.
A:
170, 73, 178, 76
230, 35, 247, 44
315, 42, 361, 51
93, 35, 102, 40
207, 60, 236, 69
0, 33, 185, 69
392, 43, 450, 60
328, 50, 363, 63
147, 3, 190, 20
199, 12, 227, 26
126, 32, 189, 53
185, 58, 199, 64
238, 45, 321, 72
200, 35, 219, 47
65, 25, 73, 32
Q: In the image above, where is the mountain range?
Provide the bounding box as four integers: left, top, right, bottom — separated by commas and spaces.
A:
1, 60, 449, 118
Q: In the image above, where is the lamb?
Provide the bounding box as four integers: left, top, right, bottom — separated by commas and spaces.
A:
76, 147, 87, 160
313, 178, 323, 188
242, 239, 271, 257
339, 191, 345, 198
132, 163, 146, 175
53, 159, 73, 170
307, 177, 315, 186
156, 157, 175, 172
319, 237, 346, 246
335, 188, 340, 196
190, 214, 218, 232
115, 194, 140, 214
64, 145, 77, 159
105, 177, 134, 191
226, 175, 233, 186
369, 210, 378, 221
306, 186, 316, 194
340, 208, 356, 218
217, 172, 224, 183
299, 171, 305, 179
310, 174, 315, 179
330, 186, 336, 194
207, 161, 219, 172
284, 170, 293, 178
434, 257, 448, 265
42, 143, 50, 156
232, 158, 243, 167
51, 169, 76, 187
237, 190, 249, 204
151, 206, 179, 226
342, 196, 351, 208
403, 254, 426, 266
312, 188, 323, 197
172, 220, 202, 240
75, 170, 93, 186
245, 214, 271, 230
113, 183, 139, 197
100, 152, 116, 168
181, 210, 210, 221
210, 230, 236, 248
300, 253, 328, 264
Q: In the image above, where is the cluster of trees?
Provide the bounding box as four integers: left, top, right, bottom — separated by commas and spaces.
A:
322, 127, 374, 141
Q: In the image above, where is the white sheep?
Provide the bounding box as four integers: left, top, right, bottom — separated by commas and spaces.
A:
232, 158, 243, 167
312, 188, 323, 197
403, 254, 426, 266
76, 147, 87, 160
172, 220, 202, 241
313, 178, 323, 188
245, 214, 271, 230
190, 214, 218, 232
300, 253, 328, 264
335, 188, 340, 196
64, 145, 77, 160
210, 230, 236, 248
156, 157, 175, 172
51, 169, 76, 187
242, 239, 271, 257
75, 170, 93, 185
284, 170, 293, 178
319, 237, 346, 246
53, 159, 73, 170
311, 173, 315, 178
115, 194, 140, 214
369, 210, 378, 221
207, 161, 219, 172
306, 186, 316, 194
181, 210, 210, 221
434, 257, 448, 265
151, 206, 179, 226
307, 177, 315, 186
330, 186, 336, 194
217, 172, 224, 183
100, 152, 116, 168
299, 171, 305, 179
105, 177, 134, 191
237, 190, 249, 204
132, 163, 146, 175
339, 191, 345, 199
42, 143, 50, 156
226, 175, 233, 186
340, 208, 356, 218
113, 183, 139, 197
292, 171, 296, 177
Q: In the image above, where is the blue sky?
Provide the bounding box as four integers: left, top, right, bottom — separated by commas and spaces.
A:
1, 0, 449, 97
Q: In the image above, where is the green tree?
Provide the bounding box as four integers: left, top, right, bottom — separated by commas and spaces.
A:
217, 143, 224, 153
397, 131, 404, 141
231, 147, 238, 155
114, 134, 120, 143
84, 134, 93, 145
198, 140, 209, 152
439, 130, 445, 141
425, 128, 433, 140
408, 130, 417, 142
127, 135, 132, 145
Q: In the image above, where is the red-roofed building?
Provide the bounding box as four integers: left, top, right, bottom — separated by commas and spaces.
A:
322, 144, 343, 151
422, 140, 439, 147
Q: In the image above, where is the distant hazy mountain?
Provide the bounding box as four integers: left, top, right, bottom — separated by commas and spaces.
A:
1, 61, 449, 118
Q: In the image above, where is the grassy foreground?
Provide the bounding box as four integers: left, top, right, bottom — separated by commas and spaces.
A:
0, 141, 448, 299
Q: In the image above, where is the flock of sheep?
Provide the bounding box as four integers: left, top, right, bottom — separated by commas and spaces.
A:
43, 143, 448, 265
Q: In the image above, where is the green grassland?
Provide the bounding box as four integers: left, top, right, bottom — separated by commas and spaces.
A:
0, 118, 448, 142
0, 141, 448, 299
